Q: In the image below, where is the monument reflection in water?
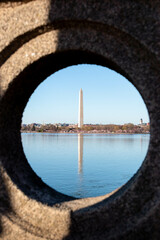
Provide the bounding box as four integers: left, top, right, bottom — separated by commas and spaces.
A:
22, 132, 149, 198
78, 133, 83, 174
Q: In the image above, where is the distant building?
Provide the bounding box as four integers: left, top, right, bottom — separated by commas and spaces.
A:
54, 123, 69, 127
138, 118, 149, 127
140, 118, 143, 125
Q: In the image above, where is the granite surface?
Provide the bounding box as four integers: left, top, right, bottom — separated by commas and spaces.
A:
0, 0, 160, 239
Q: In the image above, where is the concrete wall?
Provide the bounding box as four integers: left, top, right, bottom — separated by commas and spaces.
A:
0, 1, 160, 239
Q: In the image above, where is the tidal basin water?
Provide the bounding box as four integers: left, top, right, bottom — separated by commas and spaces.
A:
22, 133, 150, 198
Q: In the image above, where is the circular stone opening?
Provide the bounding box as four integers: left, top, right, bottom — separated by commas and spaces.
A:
21, 64, 150, 198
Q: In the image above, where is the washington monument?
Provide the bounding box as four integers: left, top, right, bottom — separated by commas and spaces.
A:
78, 88, 83, 128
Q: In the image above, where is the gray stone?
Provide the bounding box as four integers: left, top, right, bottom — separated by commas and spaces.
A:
0, 0, 160, 239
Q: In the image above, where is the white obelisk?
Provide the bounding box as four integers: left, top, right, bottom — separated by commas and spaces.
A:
78, 88, 83, 128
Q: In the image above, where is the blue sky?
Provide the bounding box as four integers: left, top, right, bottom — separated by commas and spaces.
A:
22, 64, 149, 125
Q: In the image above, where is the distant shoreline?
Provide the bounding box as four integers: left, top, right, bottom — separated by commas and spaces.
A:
21, 130, 150, 135
21, 123, 150, 135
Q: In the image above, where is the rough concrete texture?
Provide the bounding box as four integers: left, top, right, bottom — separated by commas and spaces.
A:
0, 0, 160, 239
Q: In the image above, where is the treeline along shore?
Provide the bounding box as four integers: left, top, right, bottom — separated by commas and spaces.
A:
21, 123, 150, 134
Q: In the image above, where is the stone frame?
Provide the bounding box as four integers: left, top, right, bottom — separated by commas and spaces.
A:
0, 1, 160, 239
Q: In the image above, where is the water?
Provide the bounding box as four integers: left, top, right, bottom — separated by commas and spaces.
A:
22, 133, 150, 198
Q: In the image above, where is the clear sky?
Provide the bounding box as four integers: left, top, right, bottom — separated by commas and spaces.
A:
22, 64, 149, 125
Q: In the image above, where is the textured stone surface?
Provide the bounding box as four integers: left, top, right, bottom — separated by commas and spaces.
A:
0, 0, 160, 239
